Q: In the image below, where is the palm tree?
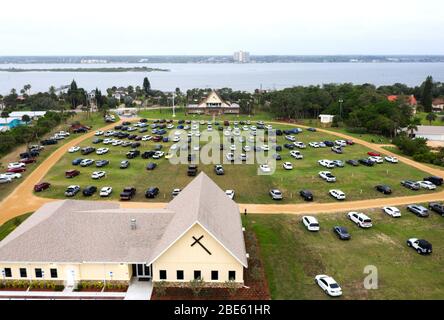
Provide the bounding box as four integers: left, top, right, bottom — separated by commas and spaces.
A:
426, 112, 437, 125
407, 118, 420, 137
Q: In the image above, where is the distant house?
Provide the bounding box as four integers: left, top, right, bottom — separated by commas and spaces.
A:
409, 125, 444, 141
319, 114, 334, 124
187, 90, 240, 115
432, 98, 444, 112
0, 173, 248, 289
0, 117, 23, 130
387, 95, 418, 106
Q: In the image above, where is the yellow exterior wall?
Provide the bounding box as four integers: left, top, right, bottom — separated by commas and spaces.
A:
152, 223, 245, 283
0, 263, 131, 282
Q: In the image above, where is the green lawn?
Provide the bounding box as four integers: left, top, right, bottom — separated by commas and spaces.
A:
0, 213, 32, 241
38, 119, 437, 204
0, 112, 113, 201
244, 208, 444, 299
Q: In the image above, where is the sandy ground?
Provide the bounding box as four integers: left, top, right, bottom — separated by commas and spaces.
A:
1, 118, 444, 225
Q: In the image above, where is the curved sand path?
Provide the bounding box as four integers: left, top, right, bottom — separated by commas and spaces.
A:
1, 118, 444, 225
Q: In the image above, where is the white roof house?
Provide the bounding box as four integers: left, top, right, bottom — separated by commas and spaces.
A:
8, 111, 47, 119
411, 125, 444, 142
0, 173, 248, 287
319, 114, 335, 124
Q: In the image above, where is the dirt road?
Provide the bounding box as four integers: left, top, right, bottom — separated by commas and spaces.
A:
1, 118, 444, 225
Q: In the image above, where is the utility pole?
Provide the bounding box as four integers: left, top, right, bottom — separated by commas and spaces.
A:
339, 99, 344, 118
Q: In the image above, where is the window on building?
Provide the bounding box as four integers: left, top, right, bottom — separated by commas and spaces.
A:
35, 268, 43, 278
211, 271, 219, 281
159, 270, 167, 280
176, 270, 184, 280
50, 268, 58, 278
194, 270, 201, 280
4, 268, 12, 278
228, 271, 236, 281
19, 268, 27, 278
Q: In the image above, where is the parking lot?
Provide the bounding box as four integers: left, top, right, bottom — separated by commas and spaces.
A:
37, 118, 439, 204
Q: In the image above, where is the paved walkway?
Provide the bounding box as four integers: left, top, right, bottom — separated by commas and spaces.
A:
124, 279, 153, 300
0, 289, 125, 300
1, 118, 444, 222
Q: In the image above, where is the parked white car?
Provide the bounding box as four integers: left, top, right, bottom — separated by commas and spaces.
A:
382, 206, 402, 218
96, 148, 109, 155
225, 190, 235, 200
294, 142, 306, 149
91, 171, 106, 179
335, 140, 347, 147
319, 171, 336, 182
100, 186, 113, 197
329, 189, 346, 200
385, 156, 399, 163
68, 146, 80, 153
259, 164, 272, 173
302, 216, 320, 232
309, 142, 320, 148
103, 138, 113, 145
0, 172, 22, 179
285, 135, 296, 142
226, 153, 235, 161
261, 145, 270, 151
368, 156, 383, 164
318, 159, 335, 168
269, 189, 283, 200
142, 135, 152, 141
0, 176, 12, 184
153, 151, 165, 159
315, 275, 342, 297
283, 162, 293, 170
95, 131, 104, 136
112, 140, 122, 146
8, 162, 26, 169
417, 180, 437, 190
290, 150, 303, 159
80, 159, 94, 167
347, 212, 373, 228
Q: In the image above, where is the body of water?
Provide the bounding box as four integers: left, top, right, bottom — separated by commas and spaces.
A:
1, 62, 444, 94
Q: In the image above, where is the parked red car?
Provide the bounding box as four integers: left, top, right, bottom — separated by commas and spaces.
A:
34, 182, 51, 192
368, 152, 381, 157
65, 169, 80, 178
20, 158, 37, 164
346, 140, 355, 145
152, 136, 162, 142
7, 167, 26, 173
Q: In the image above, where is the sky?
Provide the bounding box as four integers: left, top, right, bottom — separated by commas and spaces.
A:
0, 0, 443, 55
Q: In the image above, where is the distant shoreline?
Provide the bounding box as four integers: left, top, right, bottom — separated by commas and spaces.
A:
0, 67, 170, 72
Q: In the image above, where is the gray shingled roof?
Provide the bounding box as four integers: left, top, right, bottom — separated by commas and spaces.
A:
0, 173, 247, 267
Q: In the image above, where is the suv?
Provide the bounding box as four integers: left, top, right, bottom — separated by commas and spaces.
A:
407, 204, 429, 217
145, 187, 160, 199
120, 187, 136, 201
81, 147, 96, 155
347, 212, 372, 228
82, 186, 97, 196
407, 238, 432, 255
300, 190, 314, 201
65, 170, 80, 178
401, 180, 420, 190
34, 182, 51, 192
428, 202, 444, 216
65, 185, 80, 197
302, 216, 320, 232
424, 176, 443, 186
188, 165, 198, 176
126, 150, 140, 159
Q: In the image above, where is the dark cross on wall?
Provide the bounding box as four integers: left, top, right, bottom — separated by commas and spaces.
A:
191, 235, 212, 255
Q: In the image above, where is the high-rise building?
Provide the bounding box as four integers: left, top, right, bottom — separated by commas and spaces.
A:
233, 51, 250, 63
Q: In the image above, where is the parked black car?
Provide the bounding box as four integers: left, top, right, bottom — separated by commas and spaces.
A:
126, 150, 140, 159
72, 158, 84, 166
359, 158, 374, 166
300, 190, 314, 201
424, 176, 443, 186
324, 141, 334, 147
375, 185, 392, 195
333, 226, 351, 240
120, 187, 136, 200
146, 163, 157, 170
429, 202, 444, 216
92, 138, 103, 144
401, 180, 420, 190
131, 142, 141, 148
284, 143, 295, 150
82, 186, 97, 197
275, 129, 283, 136
41, 139, 58, 146
142, 151, 155, 159
272, 154, 282, 160
145, 187, 160, 199
273, 145, 283, 151
188, 164, 198, 176
346, 159, 359, 166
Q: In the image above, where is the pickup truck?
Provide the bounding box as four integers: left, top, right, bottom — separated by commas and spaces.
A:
120, 187, 136, 201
